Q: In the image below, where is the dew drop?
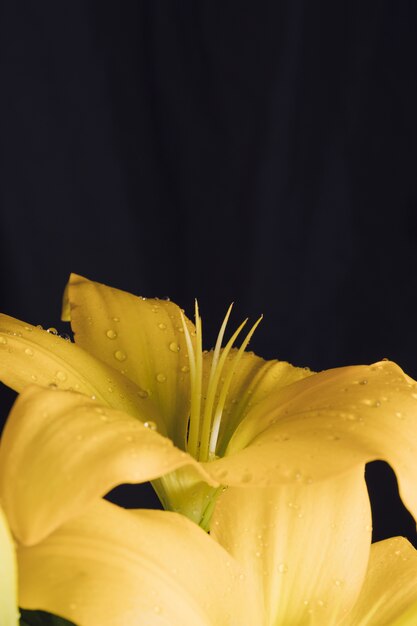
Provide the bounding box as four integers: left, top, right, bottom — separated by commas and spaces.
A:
114, 350, 127, 362
359, 379, 368, 385
46, 327, 58, 335
169, 341, 180, 352
24, 347, 34, 356
278, 563, 288, 573
395, 411, 404, 419
31, 374, 38, 381
181, 365, 190, 373
255, 551, 261, 558
112, 317, 120, 322
36, 324, 43, 330
106, 329, 117, 339
24, 325, 33, 332
156, 373, 167, 383
56, 370, 67, 382
137, 389, 149, 399
48, 382, 58, 389
144, 421, 158, 431
61, 333, 72, 342
238, 573, 245, 580
0, 337, 7, 345
158, 322, 167, 330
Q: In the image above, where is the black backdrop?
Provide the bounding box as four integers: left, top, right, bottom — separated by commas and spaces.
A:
1, 2, 416, 545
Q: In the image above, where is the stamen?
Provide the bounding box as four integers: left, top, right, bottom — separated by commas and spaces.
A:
182, 301, 262, 463
199, 312, 248, 462
208, 315, 263, 459
181, 302, 202, 457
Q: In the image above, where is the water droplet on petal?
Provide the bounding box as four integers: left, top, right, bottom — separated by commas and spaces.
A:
181, 365, 189, 373
46, 327, 58, 335
278, 563, 288, 573
169, 341, 180, 352
156, 373, 166, 383
48, 382, 58, 389
56, 371, 67, 382
36, 325, 43, 330
158, 322, 167, 330
114, 350, 127, 362
31, 374, 38, 381
137, 389, 149, 399
144, 420, 158, 431
0, 336, 7, 345
112, 316, 120, 322
106, 329, 117, 339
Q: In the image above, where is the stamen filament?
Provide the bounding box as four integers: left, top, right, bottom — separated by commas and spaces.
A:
208, 315, 263, 459
181, 303, 203, 457
199, 314, 249, 462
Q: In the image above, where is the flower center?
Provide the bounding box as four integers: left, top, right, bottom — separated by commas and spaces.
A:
181, 303, 262, 462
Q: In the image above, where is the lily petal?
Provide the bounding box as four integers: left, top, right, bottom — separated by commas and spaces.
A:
0, 314, 162, 429
208, 361, 417, 520
18, 499, 258, 626
344, 537, 417, 626
63, 274, 195, 446
211, 467, 372, 626
0, 386, 215, 546
0, 505, 19, 626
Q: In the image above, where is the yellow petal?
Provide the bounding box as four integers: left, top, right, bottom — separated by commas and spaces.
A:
211, 467, 372, 625
345, 537, 417, 626
210, 361, 417, 520
64, 274, 196, 446
201, 349, 313, 456
0, 386, 215, 546
0, 505, 19, 626
18, 499, 258, 626
0, 314, 162, 429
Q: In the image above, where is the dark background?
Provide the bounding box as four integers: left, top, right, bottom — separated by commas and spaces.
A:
1, 2, 416, 545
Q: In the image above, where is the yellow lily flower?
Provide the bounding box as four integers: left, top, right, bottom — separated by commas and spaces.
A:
1, 274, 417, 534
0, 505, 19, 626
12, 466, 417, 626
